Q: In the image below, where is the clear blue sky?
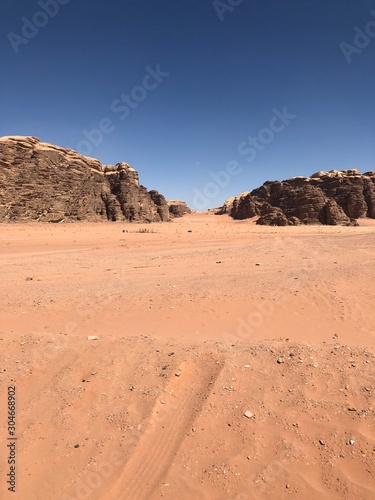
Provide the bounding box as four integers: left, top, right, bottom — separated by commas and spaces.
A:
1, 0, 374, 209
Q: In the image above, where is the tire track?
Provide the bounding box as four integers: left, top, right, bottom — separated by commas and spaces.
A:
107, 355, 224, 500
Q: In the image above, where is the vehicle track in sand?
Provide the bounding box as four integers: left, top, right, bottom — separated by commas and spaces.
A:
107, 354, 224, 500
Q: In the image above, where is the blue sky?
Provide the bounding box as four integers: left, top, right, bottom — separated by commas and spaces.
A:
1, 0, 374, 209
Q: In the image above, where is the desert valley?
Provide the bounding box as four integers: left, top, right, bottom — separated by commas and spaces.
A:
0, 136, 374, 499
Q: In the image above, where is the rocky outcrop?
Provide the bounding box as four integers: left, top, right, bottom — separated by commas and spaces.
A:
256, 207, 289, 226
0, 136, 172, 223
167, 200, 192, 217
218, 169, 375, 226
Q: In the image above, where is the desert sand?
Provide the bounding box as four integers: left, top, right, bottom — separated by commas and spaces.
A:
0, 214, 374, 499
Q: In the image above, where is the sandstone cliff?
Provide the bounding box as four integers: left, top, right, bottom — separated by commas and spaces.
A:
0, 136, 172, 223
167, 200, 192, 218
218, 169, 375, 226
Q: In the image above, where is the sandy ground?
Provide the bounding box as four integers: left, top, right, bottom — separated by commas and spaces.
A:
0, 214, 374, 499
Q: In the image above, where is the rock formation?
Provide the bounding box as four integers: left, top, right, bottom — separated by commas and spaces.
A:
0, 136, 176, 223
218, 169, 375, 226
167, 200, 192, 218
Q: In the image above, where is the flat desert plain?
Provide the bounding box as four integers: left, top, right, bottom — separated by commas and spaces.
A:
0, 214, 374, 500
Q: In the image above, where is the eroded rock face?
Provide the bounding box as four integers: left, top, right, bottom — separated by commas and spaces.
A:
167, 200, 192, 217
256, 208, 289, 226
0, 136, 172, 223
219, 170, 375, 226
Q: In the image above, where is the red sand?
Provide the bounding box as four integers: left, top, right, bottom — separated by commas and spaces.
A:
0, 214, 374, 499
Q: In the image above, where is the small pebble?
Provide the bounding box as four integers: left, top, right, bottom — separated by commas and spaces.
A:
243, 410, 254, 419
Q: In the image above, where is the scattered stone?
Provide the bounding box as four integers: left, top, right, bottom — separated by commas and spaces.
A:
349, 439, 355, 446
277, 358, 285, 364
25, 277, 33, 281
319, 440, 325, 446
74, 444, 80, 449
87, 336, 99, 341
167, 352, 175, 356
255, 263, 262, 266
243, 410, 254, 419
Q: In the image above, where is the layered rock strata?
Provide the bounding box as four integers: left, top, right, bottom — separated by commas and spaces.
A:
0, 136, 173, 223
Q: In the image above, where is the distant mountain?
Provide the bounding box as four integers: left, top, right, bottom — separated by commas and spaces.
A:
0, 136, 184, 223
218, 169, 375, 226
